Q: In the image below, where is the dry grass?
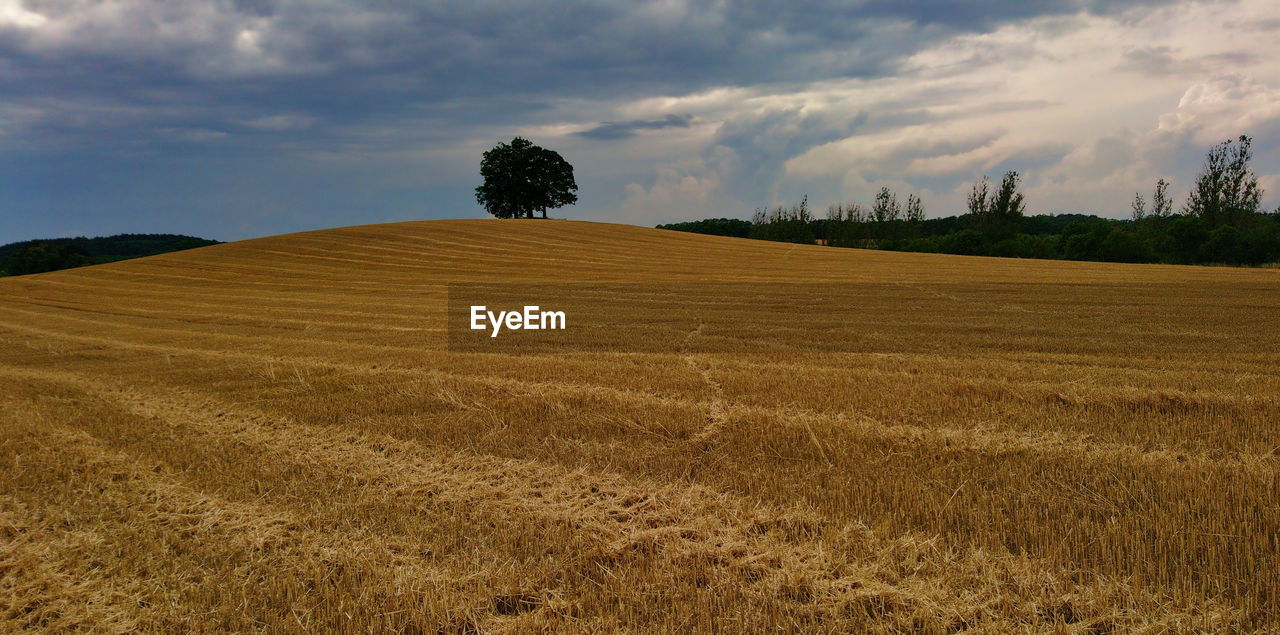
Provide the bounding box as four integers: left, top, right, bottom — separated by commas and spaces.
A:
1, 219, 1278, 632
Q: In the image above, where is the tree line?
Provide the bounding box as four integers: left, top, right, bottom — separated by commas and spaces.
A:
659, 135, 1280, 266
0, 234, 220, 276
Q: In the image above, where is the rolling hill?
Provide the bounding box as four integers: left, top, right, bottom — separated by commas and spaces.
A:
1, 219, 1278, 631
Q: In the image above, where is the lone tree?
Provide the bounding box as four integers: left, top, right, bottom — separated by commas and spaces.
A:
1184, 135, 1262, 228
475, 137, 578, 218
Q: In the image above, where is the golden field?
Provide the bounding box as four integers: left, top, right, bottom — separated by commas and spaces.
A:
1, 219, 1278, 632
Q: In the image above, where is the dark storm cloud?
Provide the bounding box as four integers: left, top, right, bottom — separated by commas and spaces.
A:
576, 114, 694, 140
751, 0, 1176, 33
1, 0, 1183, 144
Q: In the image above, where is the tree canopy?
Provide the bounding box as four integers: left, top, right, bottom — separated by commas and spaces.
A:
3, 243, 88, 276
1184, 135, 1262, 228
656, 218, 752, 238
0, 234, 219, 276
966, 171, 1025, 241
475, 137, 578, 219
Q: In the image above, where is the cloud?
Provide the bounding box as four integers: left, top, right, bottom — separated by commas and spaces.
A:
576, 114, 693, 140
1118, 46, 1260, 78
240, 113, 318, 131
708, 106, 868, 204
618, 155, 733, 224
0, 1, 46, 29
1224, 16, 1280, 33
1157, 74, 1280, 145
2, 0, 1280, 243
1117, 45, 1181, 76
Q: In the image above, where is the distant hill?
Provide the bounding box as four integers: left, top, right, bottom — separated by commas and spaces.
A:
0, 233, 220, 276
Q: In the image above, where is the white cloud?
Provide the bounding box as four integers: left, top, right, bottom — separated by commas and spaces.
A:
0, 1, 46, 29
618, 151, 739, 224
1157, 74, 1280, 144
591, 0, 1280, 220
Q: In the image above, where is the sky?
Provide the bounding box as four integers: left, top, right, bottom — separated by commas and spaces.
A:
1, 0, 1279, 244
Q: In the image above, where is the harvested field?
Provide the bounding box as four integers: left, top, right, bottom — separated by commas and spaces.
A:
1, 219, 1278, 631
